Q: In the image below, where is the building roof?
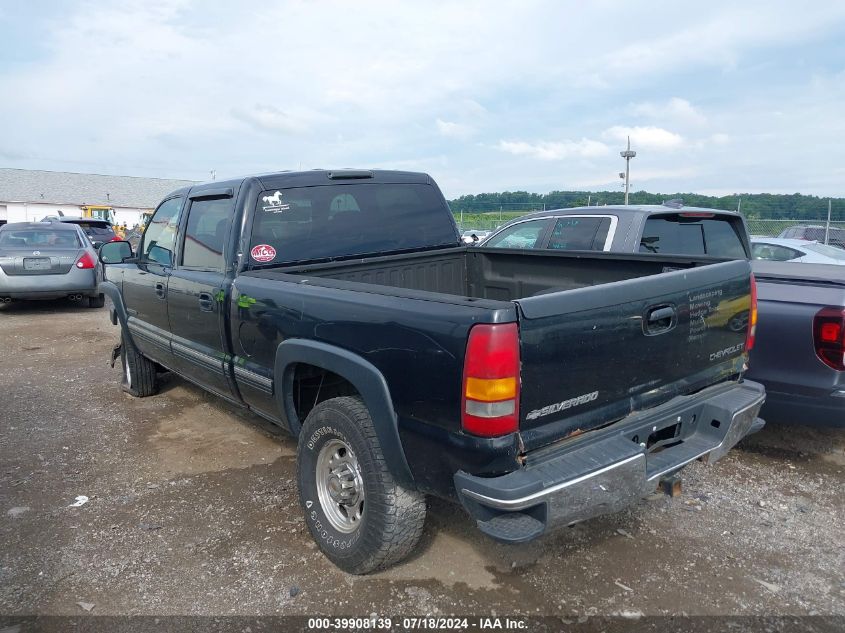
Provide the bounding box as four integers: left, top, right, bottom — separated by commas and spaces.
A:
0, 168, 196, 208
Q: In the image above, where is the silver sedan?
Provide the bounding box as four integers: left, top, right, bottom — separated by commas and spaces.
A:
0, 222, 105, 307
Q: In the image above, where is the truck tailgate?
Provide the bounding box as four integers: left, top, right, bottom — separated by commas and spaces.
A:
516, 259, 752, 451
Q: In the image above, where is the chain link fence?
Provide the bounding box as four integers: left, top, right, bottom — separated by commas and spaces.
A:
744, 218, 845, 241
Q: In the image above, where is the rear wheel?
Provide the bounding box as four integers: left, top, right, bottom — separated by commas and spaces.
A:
87, 294, 105, 309
297, 396, 426, 574
120, 330, 158, 397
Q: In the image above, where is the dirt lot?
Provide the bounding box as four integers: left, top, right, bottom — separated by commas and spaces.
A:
1, 301, 844, 619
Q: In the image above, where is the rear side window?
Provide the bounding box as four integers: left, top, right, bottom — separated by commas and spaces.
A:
548, 216, 612, 251
639, 215, 747, 258
751, 243, 801, 261
249, 183, 457, 265
182, 198, 233, 269
485, 220, 550, 249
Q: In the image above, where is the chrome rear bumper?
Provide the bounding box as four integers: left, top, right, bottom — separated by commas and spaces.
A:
455, 380, 765, 543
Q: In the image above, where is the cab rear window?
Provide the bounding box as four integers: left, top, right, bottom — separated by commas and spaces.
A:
639, 214, 747, 258
249, 183, 458, 266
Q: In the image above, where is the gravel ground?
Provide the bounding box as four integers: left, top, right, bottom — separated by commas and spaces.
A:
0, 300, 843, 619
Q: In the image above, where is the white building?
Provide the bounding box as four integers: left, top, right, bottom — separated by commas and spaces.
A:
0, 168, 196, 227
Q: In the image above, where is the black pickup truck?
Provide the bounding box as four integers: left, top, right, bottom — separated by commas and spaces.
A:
99, 169, 765, 573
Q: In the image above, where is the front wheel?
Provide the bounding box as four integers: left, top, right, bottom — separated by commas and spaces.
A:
297, 396, 426, 574
120, 330, 158, 397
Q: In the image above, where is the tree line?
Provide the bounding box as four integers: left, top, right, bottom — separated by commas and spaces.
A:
448, 190, 845, 220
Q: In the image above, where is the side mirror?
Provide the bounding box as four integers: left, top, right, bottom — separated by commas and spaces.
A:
92, 241, 104, 250
99, 240, 133, 264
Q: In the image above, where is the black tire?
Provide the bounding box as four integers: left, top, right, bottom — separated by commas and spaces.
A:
297, 396, 426, 574
120, 330, 158, 397
87, 294, 105, 309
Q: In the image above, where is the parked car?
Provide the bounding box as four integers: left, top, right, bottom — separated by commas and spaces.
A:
777, 225, 845, 250
480, 204, 750, 258
0, 221, 105, 307
751, 238, 845, 265
99, 169, 763, 573
747, 261, 844, 427
52, 217, 120, 247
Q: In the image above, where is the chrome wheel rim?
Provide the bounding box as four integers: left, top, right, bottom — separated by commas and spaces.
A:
315, 439, 365, 533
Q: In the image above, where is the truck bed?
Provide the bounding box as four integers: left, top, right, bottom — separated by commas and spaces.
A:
268, 246, 712, 301
242, 246, 752, 451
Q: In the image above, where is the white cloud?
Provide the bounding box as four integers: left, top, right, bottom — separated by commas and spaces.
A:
436, 119, 473, 140
497, 139, 609, 161
632, 98, 707, 126
232, 104, 321, 135
1, 1, 845, 194
603, 126, 685, 150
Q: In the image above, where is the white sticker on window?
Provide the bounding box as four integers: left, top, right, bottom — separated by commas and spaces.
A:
262, 191, 290, 213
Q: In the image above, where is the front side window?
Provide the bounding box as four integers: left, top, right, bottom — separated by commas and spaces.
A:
182, 198, 233, 269
485, 220, 550, 249
548, 216, 612, 251
141, 197, 182, 266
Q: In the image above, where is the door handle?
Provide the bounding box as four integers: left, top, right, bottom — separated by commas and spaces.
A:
644, 304, 676, 335
154, 281, 166, 300
198, 292, 215, 312
648, 306, 675, 323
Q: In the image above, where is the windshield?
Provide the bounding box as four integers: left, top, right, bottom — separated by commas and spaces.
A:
0, 229, 81, 248
803, 243, 845, 260
249, 183, 458, 266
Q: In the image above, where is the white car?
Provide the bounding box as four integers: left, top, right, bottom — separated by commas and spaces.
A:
751, 238, 845, 265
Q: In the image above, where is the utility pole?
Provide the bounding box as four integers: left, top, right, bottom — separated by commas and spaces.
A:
620, 136, 636, 205
825, 199, 832, 245
210, 169, 216, 181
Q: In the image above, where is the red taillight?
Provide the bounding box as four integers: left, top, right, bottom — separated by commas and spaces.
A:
461, 323, 520, 437
814, 307, 845, 371
746, 273, 758, 351
75, 252, 96, 269
110, 236, 122, 242
679, 212, 715, 218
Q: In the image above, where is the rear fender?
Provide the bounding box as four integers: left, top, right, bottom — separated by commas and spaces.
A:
274, 338, 414, 487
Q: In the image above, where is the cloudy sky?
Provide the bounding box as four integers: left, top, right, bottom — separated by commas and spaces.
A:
1, 1, 844, 198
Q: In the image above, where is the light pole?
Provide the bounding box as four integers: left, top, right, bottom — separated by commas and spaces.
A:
620, 136, 636, 205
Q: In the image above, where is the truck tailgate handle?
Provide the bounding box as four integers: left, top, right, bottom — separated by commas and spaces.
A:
645, 305, 676, 334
